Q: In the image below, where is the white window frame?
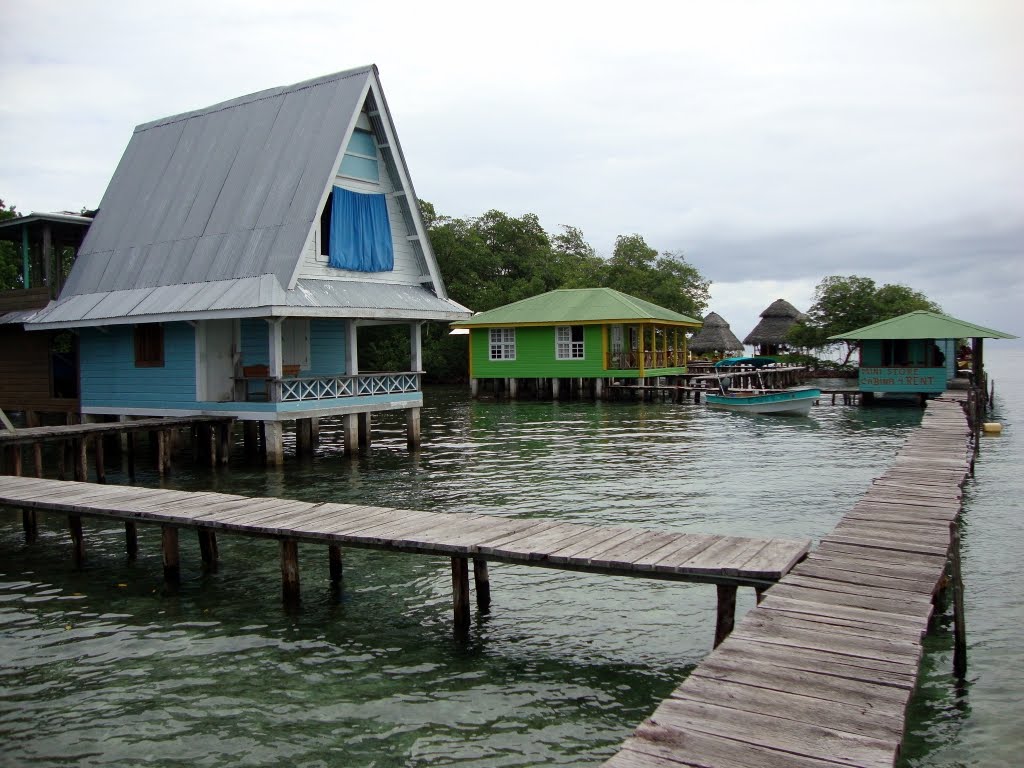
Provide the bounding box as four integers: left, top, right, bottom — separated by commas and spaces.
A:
489, 328, 516, 361
555, 325, 585, 360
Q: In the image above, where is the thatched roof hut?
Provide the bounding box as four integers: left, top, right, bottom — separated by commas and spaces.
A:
743, 299, 807, 355
689, 312, 744, 355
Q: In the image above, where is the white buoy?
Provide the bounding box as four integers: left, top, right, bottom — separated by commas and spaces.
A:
982, 422, 1003, 434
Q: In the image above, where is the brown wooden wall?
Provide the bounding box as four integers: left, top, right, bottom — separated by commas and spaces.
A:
0, 326, 78, 414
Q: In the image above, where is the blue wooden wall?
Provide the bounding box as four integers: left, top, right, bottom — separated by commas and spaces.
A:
80, 323, 197, 409
240, 318, 347, 375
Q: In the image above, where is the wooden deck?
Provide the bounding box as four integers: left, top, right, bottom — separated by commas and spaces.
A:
0, 415, 233, 446
603, 396, 973, 768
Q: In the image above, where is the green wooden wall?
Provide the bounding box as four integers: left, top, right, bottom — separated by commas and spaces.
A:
470, 326, 608, 378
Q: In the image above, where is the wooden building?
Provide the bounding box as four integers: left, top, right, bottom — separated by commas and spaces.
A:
451, 288, 702, 398
0, 212, 92, 421
829, 310, 1016, 401
743, 298, 806, 356
26, 66, 470, 462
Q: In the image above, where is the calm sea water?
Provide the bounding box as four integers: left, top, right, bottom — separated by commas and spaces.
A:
1, 351, 1021, 767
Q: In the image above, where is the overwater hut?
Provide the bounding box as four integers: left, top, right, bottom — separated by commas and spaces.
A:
450, 287, 702, 399
0, 212, 92, 422
688, 312, 744, 359
829, 310, 1017, 402
26, 66, 471, 463
743, 298, 806, 356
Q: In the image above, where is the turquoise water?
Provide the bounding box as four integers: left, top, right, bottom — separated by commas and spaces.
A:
1, 351, 1021, 766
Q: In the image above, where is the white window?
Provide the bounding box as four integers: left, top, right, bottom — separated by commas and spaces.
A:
556, 326, 585, 359
489, 328, 516, 360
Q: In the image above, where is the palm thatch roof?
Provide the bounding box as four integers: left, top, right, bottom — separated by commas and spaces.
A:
743, 299, 807, 345
689, 312, 744, 354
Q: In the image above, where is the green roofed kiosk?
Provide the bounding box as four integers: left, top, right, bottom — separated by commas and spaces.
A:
451, 288, 702, 399
829, 310, 1017, 404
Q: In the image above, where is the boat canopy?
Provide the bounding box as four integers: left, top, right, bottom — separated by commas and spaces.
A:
714, 356, 777, 369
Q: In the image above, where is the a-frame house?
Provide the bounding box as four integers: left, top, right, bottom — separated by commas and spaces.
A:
28, 65, 470, 462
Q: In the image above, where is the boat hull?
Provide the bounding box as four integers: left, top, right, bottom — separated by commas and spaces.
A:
705, 387, 820, 416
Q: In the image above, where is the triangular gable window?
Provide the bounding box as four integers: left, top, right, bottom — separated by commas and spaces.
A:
339, 128, 379, 182
324, 186, 395, 272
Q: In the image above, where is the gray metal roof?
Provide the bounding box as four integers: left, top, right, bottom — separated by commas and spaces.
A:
32, 66, 466, 328
29, 278, 470, 328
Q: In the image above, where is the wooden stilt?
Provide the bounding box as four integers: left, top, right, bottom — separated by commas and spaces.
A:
755, 585, 767, 605
7, 445, 22, 477
125, 521, 138, 560
406, 407, 421, 451
358, 412, 372, 451
473, 558, 491, 611
198, 528, 219, 572
342, 414, 359, 456
328, 544, 343, 585
57, 440, 68, 480
264, 421, 284, 467
714, 584, 737, 647
73, 438, 87, 482
296, 418, 313, 458
950, 521, 968, 678
126, 432, 136, 481
93, 435, 106, 483
216, 422, 231, 465
161, 526, 180, 583
243, 421, 259, 463
451, 556, 470, 632
23, 507, 38, 543
280, 539, 300, 605
69, 514, 85, 569
156, 430, 167, 476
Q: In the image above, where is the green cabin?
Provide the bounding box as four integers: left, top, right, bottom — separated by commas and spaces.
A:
451, 288, 702, 398
829, 310, 1017, 399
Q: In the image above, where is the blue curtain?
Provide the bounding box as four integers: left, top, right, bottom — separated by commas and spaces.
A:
328, 187, 394, 272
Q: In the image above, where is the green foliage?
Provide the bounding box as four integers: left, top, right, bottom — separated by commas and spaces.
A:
788, 275, 942, 364
0, 199, 20, 290
411, 201, 713, 382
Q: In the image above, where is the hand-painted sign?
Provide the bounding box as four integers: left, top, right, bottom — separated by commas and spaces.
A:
858, 367, 947, 393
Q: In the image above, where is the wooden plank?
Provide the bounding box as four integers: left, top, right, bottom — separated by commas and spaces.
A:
789, 561, 937, 595
780, 574, 935, 604
647, 698, 896, 768
820, 532, 949, 559
613, 728, 845, 768
729, 621, 921, 669
766, 583, 934, 620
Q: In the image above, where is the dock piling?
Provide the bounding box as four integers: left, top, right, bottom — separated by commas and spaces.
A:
451, 556, 470, 632
328, 544, 343, 585
280, 539, 300, 605
950, 520, 968, 678
473, 558, 491, 612
69, 515, 85, 569
713, 584, 737, 647
125, 522, 138, 560
161, 526, 180, 583
198, 529, 219, 572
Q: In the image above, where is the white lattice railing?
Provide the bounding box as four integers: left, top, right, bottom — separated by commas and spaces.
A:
277, 372, 421, 403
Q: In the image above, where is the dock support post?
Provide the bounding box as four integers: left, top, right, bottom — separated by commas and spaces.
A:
162, 526, 180, 583
950, 521, 968, 678
69, 515, 85, 569
198, 529, 219, 572
473, 558, 491, 612
32, 441, 43, 479
328, 544, 343, 585
296, 418, 314, 458
93, 435, 106, 483
714, 584, 737, 647
7, 446, 37, 544
243, 421, 259, 463
216, 422, 231, 465
281, 539, 300, 606
508, 378, 518, 399
73, 438, 87, 482
343, 414, 359, 456
156, 430, 169, 476
406, 407, 421, 451
470, 378, 479, 398
451, 556, 470, 632
552, 378, 561, 399
264, 421, 284, 467
126, 432, 137, 481
125, 522, 138, 560
358, 412, 372, 452
755, 585, 768, 605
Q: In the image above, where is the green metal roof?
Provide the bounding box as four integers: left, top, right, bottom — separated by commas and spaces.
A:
829, 310, 1017, 341
451, 288, 702, 327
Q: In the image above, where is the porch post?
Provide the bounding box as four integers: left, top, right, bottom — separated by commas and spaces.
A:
345, 319, 359, 376
42, 224, 53, 294
266, 318, 284, 401
410, 321, 423, 374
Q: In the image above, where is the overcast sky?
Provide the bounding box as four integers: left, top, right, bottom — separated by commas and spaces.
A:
2, 1, 1020, 343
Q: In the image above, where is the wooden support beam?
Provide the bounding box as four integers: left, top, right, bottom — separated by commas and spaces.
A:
73, 438, 87, 482
33, 441, 43, 478
451, 556, 470, 632
328, 544, 343, 585
126, 432, 137, 481
243, 421, 259, 463
93, 435, 106, 483
406, 407, 421, 451
156, 430, 168, 476
296, 418, 314, 458
281, 539, 300, 605
358, 412, 372, 451
125, 522, 138, 560
755, 585, 768, 605
714, 584, 737, 647
69, 515, 85, 569
162, 526, 180, 583
342, 413, 359, 456
473, 558, 491, 612
950, 521, 967, 678
198, 528, 219, 572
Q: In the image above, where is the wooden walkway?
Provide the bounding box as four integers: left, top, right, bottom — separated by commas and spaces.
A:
603, 396, 973, 768
0, 474, 811, 638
